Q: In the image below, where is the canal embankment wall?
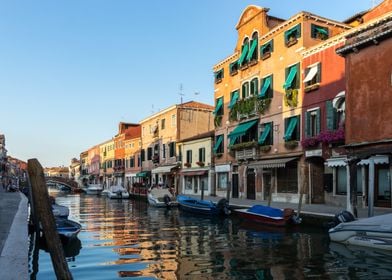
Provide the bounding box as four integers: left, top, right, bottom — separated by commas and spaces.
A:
0, 187, 29, 280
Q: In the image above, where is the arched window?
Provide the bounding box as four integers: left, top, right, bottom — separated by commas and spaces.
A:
248, 32, 258, 62
238, 37, 250, 67
241, 82, 249, 99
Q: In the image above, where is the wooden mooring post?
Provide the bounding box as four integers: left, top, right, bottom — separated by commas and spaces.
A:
28, 158, 73, 280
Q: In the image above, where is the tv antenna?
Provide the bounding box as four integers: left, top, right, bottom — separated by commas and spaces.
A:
179, 83, 184, 104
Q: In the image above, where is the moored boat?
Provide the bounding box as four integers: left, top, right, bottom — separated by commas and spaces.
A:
55, 218, 82, 239
147, 187, 178, 207
328, 212, 392, 251
50, 196, 69, 218
107, 185, 130, 199
176, 194, 230, 215
234, 205, 296, 227
85, 184, 103, 195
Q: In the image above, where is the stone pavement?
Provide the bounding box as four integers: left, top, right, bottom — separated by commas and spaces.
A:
0, 186, 29, 280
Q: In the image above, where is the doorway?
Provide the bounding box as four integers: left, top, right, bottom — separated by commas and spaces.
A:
232, 173, 239, 198
247, 169, 256, 200
263, 172, 272, 201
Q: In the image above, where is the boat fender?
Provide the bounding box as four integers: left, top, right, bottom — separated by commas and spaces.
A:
217, 198, 230, 215
163, 194, 171, 206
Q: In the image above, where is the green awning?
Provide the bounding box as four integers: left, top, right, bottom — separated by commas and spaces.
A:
228, 91, 239, 109
315, 27, 328, 36
213, 135, 223, 153
246, 39, 258, 61
213, 98, 223, 115
136, 171, 150, 178
258, 123, 271, 145
284, 117, 298, 141
238, 44, 249, 65
259, 76, 271, 98
283, 66, 297, 89
228, 119, 258, 145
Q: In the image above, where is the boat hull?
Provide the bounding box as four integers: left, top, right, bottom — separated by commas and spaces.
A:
235, 208, 291, 227
329, 213, 392, 251
108, 191, 130, 199
176, 195, 229, 215
147, 188, 178, 208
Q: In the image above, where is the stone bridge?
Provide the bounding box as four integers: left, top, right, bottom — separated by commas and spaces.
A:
45, 176, 82, 193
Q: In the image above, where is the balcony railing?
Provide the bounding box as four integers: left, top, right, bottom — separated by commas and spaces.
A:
235, 147, 258, 160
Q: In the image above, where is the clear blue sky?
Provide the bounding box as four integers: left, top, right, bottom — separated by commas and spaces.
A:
0, 0, 376, 167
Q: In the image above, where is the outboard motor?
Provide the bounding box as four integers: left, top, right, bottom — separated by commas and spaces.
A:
216, 198, 230, 215
326, 210, 356, 229
163, 194, 171, 206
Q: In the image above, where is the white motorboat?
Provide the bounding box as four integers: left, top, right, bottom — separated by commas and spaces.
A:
50, 196, 69, 218
147, 188, 178, 207
107, 185, 130, 199
85, 184, 103, 195
329, 212, 392, 251
52, 203, 70, 218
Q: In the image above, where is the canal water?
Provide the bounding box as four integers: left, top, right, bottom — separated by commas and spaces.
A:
29, 192, 392, 279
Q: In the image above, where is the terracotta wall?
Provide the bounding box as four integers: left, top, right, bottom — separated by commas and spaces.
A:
345, 39, 392, 144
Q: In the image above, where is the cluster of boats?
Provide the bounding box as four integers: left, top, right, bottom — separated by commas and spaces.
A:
51, 181, 392, 252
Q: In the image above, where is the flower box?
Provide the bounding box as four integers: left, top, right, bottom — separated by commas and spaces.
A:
284, 140, 299, 149
259, 145, 271, 153
184, 162, 191, 168
196, 161, 205, 167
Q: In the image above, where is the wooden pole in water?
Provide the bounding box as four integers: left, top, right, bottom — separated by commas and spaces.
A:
27, 159, 73, 280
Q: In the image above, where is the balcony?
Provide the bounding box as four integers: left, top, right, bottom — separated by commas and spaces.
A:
235, 147, 258, 161
229, 96, 271, 122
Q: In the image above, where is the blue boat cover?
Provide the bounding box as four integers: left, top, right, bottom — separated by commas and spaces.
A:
247, 205, 283, 218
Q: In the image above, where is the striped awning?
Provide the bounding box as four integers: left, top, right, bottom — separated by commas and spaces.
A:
248, 157, 297, 169
326, 158, 347, 167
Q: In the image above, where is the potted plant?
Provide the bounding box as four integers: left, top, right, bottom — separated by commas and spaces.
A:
184, 162, 191, 168
196, 161, 205, 167
284, 140, 299, 149
259, 145, 271, 152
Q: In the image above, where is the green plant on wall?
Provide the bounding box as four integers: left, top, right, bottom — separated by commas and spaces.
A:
284, 89, 298, 107
214, 115, 222, 127
229, 96, 272, 121
230, 141, 257, 151
256, 98, 272, 115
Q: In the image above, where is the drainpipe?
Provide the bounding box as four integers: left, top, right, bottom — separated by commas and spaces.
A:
368, 158, 375, 217
346, 163, 352, 214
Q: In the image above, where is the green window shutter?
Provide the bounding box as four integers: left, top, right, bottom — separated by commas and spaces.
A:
259, 76, 271, 98
284, 117, 298, 141
247, 39, 258, 61
213, 135, 223, 153
258, 123, 271, 145
213, 98, 223, 115
294, 63, 300, 88
296, 24, 301, 38
283, 65, 298, 89
238, 44, 249, 65
230, 60, 238, 73
316, 108, 321, 135
228, 91, 239, 109
305, 111, 310, 137
326, 101, 337, 130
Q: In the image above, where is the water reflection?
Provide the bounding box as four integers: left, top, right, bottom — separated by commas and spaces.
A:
29, 193, 392, 279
